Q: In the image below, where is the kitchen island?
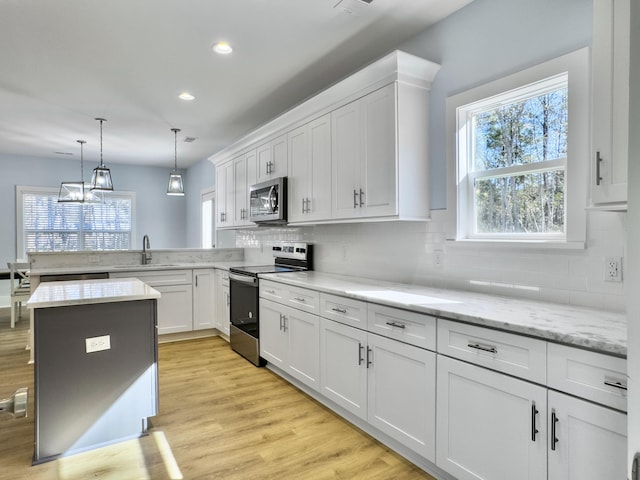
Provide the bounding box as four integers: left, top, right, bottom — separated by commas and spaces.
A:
27, 277, 161, 464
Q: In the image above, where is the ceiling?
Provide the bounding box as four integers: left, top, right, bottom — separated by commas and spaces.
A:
0, 0, 472, 170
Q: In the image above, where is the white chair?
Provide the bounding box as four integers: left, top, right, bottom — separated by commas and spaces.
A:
7, 262, 30, 328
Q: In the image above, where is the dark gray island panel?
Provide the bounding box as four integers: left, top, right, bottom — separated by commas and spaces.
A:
33, 298, 158, 463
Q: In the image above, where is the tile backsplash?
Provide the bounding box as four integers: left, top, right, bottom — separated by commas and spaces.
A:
237, 209, 627, 312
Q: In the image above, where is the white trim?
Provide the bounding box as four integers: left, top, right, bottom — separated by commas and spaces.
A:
446, 47, 590, 245
200, 188, 216, 249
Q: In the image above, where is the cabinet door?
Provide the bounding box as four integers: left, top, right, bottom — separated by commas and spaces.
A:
548, 390, 626, 480
215, 162, 227, 226
331, 100, 361, 219
155, 284, 194, 335
367, 333, 436, 461
320, 317, 368, 420
233, 154, 246, 225
220, 284, 230, 336
193, 269, 215, 330
591, 0, 630, 205
285, 305, 320, 391
436, 355, 547, 480
256, 134, 287, 183
222, 161, 235, 226
361, 84, 397, 217
287, 124, 310, 223
259, 299, 288, 368
308, 114, 332, 221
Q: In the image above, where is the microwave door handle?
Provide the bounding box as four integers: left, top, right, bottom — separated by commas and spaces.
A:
268, 185, 276, 213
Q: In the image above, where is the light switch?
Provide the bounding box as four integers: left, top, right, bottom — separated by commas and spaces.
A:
85, 335, 111, 353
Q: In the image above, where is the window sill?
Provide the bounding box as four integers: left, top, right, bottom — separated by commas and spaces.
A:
446, 238, 586, 252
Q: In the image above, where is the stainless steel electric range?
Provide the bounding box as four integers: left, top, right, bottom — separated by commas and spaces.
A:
228, 242, 312, 366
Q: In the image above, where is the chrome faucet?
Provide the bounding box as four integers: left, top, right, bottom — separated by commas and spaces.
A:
142, 235, 152, 265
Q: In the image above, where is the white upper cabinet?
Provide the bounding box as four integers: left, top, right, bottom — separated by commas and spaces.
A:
331, 81, 431, 221
209, 50, 440, 227
591, 0, 630, 207
287, 114, 332, 223
215, 161, 234, 227
256, 133, 288, 183
233, 149, 257, 226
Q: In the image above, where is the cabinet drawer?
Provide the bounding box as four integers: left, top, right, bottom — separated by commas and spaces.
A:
260, 280, 287, 302
437, 319, 547, 384
110, 269, 192, 286
320, 293, 367, 329
368, 304, 436, 350
286, 286, 320, 314
547, 343, 627, 411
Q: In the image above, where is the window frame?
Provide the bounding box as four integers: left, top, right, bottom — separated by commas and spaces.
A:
200, 188, 216, 248
446, 47, 590, 247
16, 185, 136, 259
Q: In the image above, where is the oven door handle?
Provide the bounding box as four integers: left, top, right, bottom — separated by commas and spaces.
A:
229, 272, 258, 285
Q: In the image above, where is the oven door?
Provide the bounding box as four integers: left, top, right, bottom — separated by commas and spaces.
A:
229, 272, 259, 337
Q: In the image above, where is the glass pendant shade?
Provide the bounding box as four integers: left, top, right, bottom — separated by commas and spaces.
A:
167, 172, 185, 196
167, 127, 184, 196
90, 117, 114, 192
58, 139, 103, 203
58, 181, 85, 203
90, 165, 114, 191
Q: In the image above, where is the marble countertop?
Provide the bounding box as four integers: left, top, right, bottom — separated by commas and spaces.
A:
28, 260, 256, 276
260, 271, 627, 357
27, 277, 161, 309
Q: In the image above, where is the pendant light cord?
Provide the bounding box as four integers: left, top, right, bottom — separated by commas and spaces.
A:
78, 139, 86, 180
95, 117, 107, 167
171, 128, 181, 172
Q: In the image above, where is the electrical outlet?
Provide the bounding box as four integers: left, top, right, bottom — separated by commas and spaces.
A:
604, 257, 622, 283
85, 335, 111, 353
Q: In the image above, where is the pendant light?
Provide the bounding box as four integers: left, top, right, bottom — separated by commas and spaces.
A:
58, 140, 103, 203
90, 117, 114, 191
167, 127, 184, 196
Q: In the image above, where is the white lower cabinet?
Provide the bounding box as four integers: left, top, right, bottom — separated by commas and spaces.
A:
214, 269, 230, 337
547, 390, 626, 480
320, 317, 436, 461
153, 284, 194, 335
436, 355, 547, 480
193, 269, 215, 330
260, 299, 320, 390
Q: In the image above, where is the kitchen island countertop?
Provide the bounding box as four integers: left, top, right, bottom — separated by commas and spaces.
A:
27, 277, 161, 309
260, 271, 626, 357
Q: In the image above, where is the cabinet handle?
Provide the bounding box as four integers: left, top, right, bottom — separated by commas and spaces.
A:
596, 151, 603, 186
551, 410, 559, 451
531, 402, 539, 442
195, 275, 198, 288
353, 189, 358, 208
279, 313, 283, 331
358, 342, 364, 366
282, 315, 288, 332
331, 307, 347, 314
467, 342, 498, 354
220, 212, 224, 222
265, 289, 276, 295
294, 297, 306, 302
366, 346, 372, 368
359, 188, 364, 207
302, 198, 305, 214
385, 321, 406, 329
604, 378, 628, 391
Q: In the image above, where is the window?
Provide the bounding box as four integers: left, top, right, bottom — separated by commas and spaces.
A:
201, 189, 215, 248
16, 186, 135, 259
447, 48, 589, 245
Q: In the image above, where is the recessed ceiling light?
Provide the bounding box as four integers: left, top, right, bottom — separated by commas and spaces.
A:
213, 41, 233, 55
179, 92, 195, 101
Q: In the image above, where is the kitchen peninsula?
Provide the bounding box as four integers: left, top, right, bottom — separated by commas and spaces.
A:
27, 277, 161, 464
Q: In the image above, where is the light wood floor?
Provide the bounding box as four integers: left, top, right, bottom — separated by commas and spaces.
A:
0, 309, 435, 480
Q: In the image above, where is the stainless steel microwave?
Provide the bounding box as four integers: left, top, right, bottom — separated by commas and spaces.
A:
249, 177, 287, 224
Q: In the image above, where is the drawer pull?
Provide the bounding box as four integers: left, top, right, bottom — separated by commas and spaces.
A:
331, 307, 347, 314
294, 297, 306, 302
265, 289, 276, 295
604, 379, 628, 391
551, 410, 559, 451
467, 342, 498, 354
531, 402, 539, 442
385, 321, 406, 329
